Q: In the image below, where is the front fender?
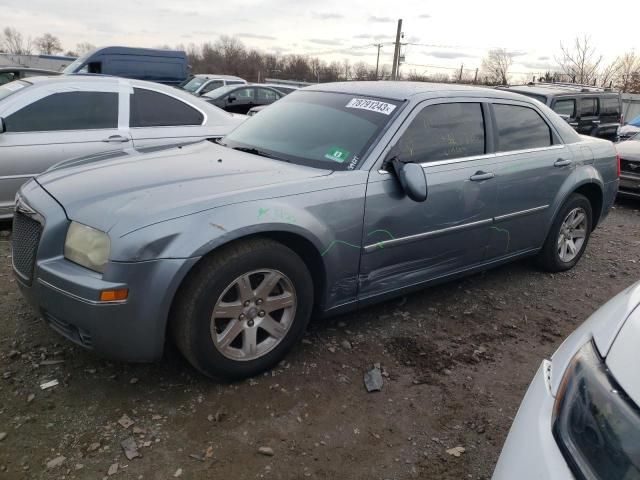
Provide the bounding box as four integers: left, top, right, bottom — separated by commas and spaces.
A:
110, 180, 368, 310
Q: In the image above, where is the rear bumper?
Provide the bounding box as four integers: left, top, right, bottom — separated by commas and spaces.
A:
16, 256, 197, 362
492, 362, 573, 479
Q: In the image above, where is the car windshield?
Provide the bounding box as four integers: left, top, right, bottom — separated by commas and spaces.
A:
222, 90, 403, 171
182, 76, 209, 92
0, 80, 30, 101
62, 51, 92, 74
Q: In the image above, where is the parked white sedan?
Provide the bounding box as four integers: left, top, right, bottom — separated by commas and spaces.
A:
493, 282, 640, 479
0, 76, 245, 219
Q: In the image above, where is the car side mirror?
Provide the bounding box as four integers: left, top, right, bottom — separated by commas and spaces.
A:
391, 158, 428, 202
227, 96, 236, 103
558, 114, 571, 123
0, 117, 5, 134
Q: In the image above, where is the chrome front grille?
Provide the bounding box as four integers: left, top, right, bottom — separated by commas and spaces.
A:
11, 211, 43, 283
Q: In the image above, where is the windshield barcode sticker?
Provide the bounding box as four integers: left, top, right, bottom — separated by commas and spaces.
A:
346, 98, 396, 115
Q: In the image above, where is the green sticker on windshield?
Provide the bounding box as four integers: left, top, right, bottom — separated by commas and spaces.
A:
324, 147, 350, 163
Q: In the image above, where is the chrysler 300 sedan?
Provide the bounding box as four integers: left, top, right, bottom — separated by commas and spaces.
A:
0, 76, 244, 219
12, 82, 619, 379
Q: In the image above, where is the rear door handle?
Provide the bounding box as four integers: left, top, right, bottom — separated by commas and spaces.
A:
102, 135, 130, 143
592, 120, 601, 124
554, 158, 572, 167
469, 171, 495, 181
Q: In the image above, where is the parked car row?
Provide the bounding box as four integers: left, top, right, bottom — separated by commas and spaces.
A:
498, 82, 623, 141
0, 75, 244, 218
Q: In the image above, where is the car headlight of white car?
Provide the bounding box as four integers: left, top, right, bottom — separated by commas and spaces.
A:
552, 341, 640, 478
64, 221, 111, 273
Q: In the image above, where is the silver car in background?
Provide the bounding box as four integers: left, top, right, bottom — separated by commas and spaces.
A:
0, 76, 245, 218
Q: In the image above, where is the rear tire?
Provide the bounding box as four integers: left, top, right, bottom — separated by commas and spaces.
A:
171, 238, 313, 380
537, 193, 592, 272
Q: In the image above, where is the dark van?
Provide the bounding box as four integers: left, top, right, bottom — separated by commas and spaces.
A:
63, 46, 189, 86
497, 83, 622, 140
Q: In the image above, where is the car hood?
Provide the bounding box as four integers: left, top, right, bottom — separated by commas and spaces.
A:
606, 302, 640, 406
36, 140, 331, 234
616, 139, 640, 162
550, 281, 640, 396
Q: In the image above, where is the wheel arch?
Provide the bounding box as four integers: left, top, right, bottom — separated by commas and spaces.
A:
165, 229, 328, 341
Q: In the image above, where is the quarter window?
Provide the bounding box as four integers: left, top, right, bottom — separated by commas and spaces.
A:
493, 104, 552, 151
397, 102, 485, 163
580, 98, 598, 117
130, 88, 203, 127
600, 97, 620, 115
5, 91, 118, 132
553, 99, 576, 118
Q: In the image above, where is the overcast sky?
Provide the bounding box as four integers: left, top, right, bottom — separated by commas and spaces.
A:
1, 0, 633, 80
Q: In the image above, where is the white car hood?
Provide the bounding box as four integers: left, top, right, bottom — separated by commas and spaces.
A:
606, 305, 640, 405
550, 281, 640, 396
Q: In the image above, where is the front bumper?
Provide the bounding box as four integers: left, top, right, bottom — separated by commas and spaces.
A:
13, 180, 198, 362
492, 362, 573, 479
619, 174, 640, 198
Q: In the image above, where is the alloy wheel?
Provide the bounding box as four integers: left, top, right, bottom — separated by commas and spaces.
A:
210, 269, 297, 361
557, 207, 588, 263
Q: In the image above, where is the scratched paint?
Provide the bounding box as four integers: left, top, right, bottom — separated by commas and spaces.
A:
490, 226, 511, 252
257, 207, 296, 224
321, 240, 361, 257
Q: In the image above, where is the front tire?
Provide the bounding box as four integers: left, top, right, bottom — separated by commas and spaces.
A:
537, 193, 592, 272
171, 238, 313, 380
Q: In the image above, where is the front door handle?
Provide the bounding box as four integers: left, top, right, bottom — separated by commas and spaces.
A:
554, 158, 572, 167
469, 171, 495, 181
102, 135, 130, 143
592, 120, 601, 124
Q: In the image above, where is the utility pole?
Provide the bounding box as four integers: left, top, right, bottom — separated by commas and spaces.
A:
391, 19, 402, 80
458, 63, 464, 82
374, 43, 382, 80
474, 68, 478, 84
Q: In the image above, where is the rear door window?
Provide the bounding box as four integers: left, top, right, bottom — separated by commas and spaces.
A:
580, 98, 598, 117
397, 102, 486, 163
5, 91, 118, 132
493, 104, 552, 151
130, 88, 204, 127
553, 99, 576, 118
256, 88, 280, 102
600, 97, 620, 116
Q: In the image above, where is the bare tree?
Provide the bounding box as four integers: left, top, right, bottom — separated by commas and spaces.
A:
615, 51, 640, 93
76, 42, 96, 55
480, 48, 513, 85
598, 57, 622, 88
1, 27, 32, 54
556, 36, 602, 85
35, 33, 62, 54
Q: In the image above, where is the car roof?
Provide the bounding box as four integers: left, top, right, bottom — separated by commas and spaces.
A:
303, 81, 526, 102
0, 67, 61, 74
194, 74, 245, 81
12, 74, 231, 112
501, 84, 618, 98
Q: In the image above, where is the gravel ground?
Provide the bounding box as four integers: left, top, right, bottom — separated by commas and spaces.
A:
0, 199, 639, 480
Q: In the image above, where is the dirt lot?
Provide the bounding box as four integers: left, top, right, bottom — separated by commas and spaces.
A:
0, 200, 639, 480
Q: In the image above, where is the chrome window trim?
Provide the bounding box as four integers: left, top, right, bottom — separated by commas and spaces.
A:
376, 145, 565, 174
363, 205, 549, 252
37, 278, 128, 306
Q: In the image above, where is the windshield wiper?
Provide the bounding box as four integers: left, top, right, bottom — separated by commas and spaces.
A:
232, 146, 289, 162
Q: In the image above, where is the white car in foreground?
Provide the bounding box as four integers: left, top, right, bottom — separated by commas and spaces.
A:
494, 282, 640, 479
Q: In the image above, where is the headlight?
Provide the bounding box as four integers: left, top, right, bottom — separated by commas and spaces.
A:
552, 341, 640, 479
64, 222, 110, 273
